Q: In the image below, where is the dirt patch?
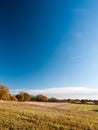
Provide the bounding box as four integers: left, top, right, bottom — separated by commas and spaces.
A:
22, 101, 67, 107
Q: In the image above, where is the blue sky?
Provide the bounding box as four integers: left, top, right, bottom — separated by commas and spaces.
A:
0, 0, 98, 99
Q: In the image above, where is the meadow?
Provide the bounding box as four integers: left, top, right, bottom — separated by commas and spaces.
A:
0, 101, 98, 130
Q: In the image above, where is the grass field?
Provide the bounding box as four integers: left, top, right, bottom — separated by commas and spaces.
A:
0, 101, 98, 130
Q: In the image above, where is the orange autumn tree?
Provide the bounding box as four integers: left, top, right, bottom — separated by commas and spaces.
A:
0, 85, 10, 100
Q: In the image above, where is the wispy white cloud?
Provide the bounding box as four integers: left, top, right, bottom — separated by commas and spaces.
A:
11, 87, 98, 100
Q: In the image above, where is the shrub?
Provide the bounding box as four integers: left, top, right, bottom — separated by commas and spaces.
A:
10, 96, 18, 101
16, 94, 24, 102
20, 92, 31, 101
48, 97, 59, 102
36, 95, 48, 102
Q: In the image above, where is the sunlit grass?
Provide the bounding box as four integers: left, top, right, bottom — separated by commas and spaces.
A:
0, 101, 98, 130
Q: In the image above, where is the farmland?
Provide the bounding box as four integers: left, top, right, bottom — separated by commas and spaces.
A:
0, 101, 98, 130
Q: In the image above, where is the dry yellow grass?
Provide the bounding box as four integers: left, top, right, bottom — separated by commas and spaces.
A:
0, 101, 98, 130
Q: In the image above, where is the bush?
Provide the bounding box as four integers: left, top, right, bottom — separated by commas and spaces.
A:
36, 95, 48, 102
81, 99, 87, 104
10, 96, 18, 101
48, 97, 59, 102
20, 92, 31, 101
16, 94, 24, 102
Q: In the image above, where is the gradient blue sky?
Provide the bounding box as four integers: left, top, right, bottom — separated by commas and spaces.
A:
0, 0, 98, 98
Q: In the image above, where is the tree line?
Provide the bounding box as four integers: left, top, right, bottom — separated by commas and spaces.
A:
0, 85, 98, 104
0, 85, 57, 102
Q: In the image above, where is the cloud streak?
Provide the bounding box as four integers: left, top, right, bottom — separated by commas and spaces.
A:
11, 87, 98, 100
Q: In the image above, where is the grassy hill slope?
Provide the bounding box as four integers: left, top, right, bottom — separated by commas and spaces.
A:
0, 101, 98, 130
